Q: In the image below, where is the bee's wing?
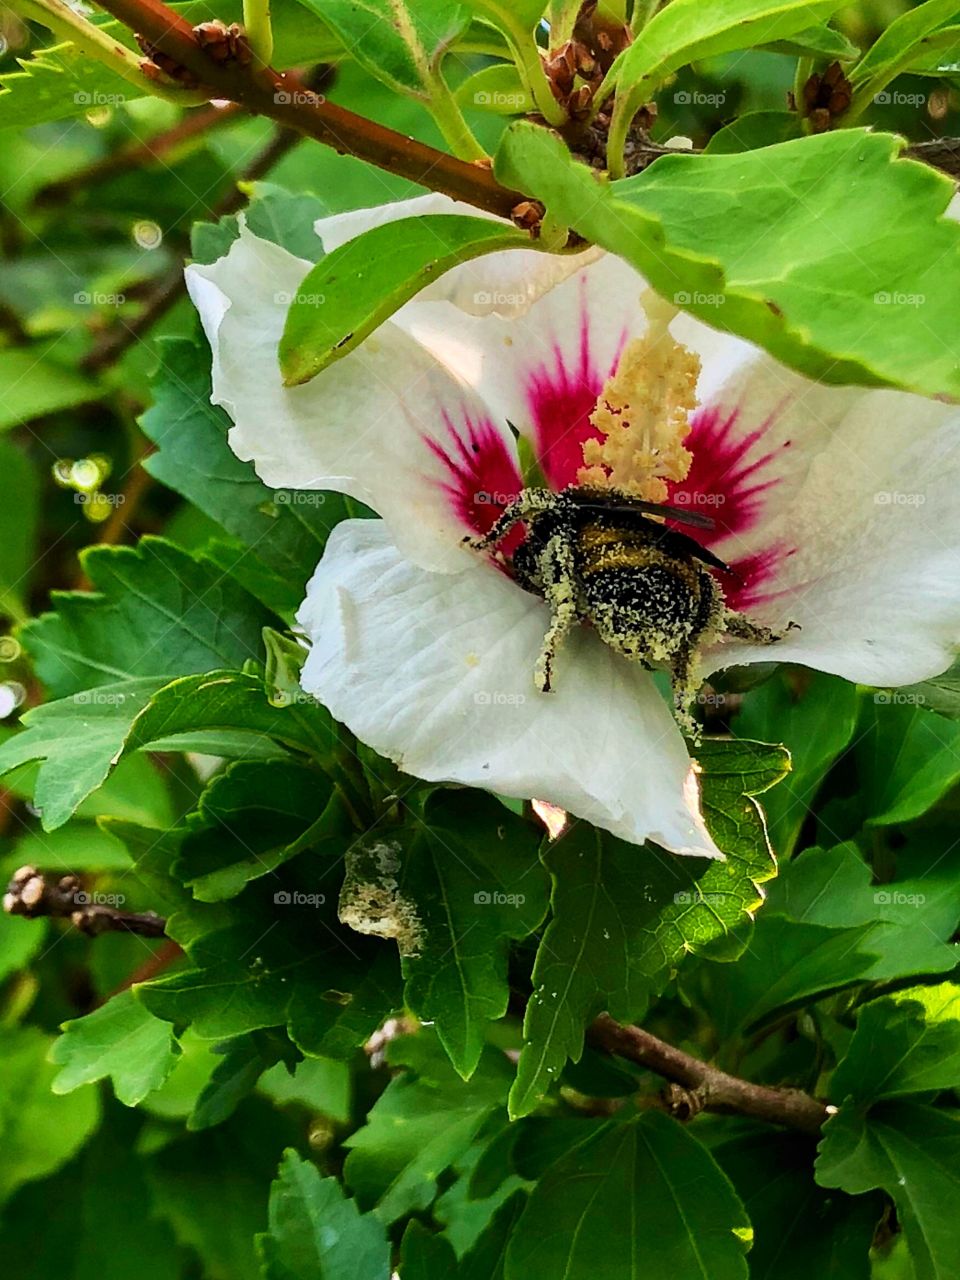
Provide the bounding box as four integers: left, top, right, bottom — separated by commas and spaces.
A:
567, 492, 717, 531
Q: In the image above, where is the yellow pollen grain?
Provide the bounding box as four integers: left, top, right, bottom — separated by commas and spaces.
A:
578, 297, 701, 502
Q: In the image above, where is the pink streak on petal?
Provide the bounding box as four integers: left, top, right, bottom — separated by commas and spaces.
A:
718, 546, 797, 613
425, 411, 524, 554
668, 403, 790, 546
524, 280, 626, 489
665, 401, 796, 610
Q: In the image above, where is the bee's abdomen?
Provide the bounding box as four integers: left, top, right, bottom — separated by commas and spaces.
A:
578, 533, 701, 636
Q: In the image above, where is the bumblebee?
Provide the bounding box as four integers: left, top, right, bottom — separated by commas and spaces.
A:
464, 486, 791, 731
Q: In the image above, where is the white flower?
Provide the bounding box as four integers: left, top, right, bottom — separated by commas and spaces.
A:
186, 194, 960, 858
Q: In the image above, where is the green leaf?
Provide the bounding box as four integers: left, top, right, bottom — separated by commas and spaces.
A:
340, 792, 547, 1079
848, 0, 960, 94
190, 181, 330, 265
704, 110, 803, 155
279, 216, 528, 385
735, 671, 861, 856
0, 1026, 100, 1205
852, 698, 960, 826
20, 537, 268, 699
714, 1132, 879, 1280
816, 1101, 960, 1280
759, 24, 859, 59
509, 738, 786, 1118
188, 1032, 295, 1131
897, 656, 960, 718
176, 758, 348, 902
296, 0, 469, 97
0, 439, 39, 623
257, 1149, 391, 1280
50, 988, 181, 1107
343, 1031, 512, 1223
605, 0, 844, 163
0, 668, 338, 831
455, 64, 533, 114
831, 984, 960, 1104
495, 122, 960, 400
0, 346, 100, 429
0, 677, 167, 831
0, 41, 136, 132
0, 908, 46, 981
141, 339, 354, 615
398, 1222, 459, 1277
505, 1112, 751, 1280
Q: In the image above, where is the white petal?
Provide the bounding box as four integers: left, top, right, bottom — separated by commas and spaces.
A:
185, 225, 518, 572
298, 520, 721, 858
690, 346, 960, 686
398, 252, 647, 485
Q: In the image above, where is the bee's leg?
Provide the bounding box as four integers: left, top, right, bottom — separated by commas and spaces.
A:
533, 535, 580, 694
723, 609, 799, 645
670, 642, 702, 741
461, 489, 554, 554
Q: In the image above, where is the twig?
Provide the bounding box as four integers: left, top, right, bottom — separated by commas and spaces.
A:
90, 0, 525, 218
34, 101, 242, 206
4, 865, 168, 938
588, 1012, 833, 1135
907, 137, 960, 180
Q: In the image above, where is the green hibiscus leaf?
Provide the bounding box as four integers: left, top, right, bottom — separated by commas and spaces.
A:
279, 215, 529, 385
715, 1131, 879, 1280
50, 988, 181, 1107
509, 738, 786, 1118
343, 1030, 512, 1223
602, 0, 845, 170
816, 1101, 960, 1280
505, 1112, 751, 1280
19, 536, 268, 699
494, 123, 960, 401
339, 791, 547, 1079
831, 983, 960, 1104
0, 1026, 101, 1205
0, 345, 100, 430
257, 1149, 391, 1280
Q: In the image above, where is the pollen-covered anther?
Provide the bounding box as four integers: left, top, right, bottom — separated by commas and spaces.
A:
578, 302, 701, 502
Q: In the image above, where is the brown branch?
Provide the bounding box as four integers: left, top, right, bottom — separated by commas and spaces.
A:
906, 137, 960, 180
588, 1012, 832, 1135
90, 0, 524, 219
4, 865, 168, 938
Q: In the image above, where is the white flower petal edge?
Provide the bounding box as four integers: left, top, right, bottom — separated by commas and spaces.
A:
185, 224, 512, 573
298, 519, 722, 858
